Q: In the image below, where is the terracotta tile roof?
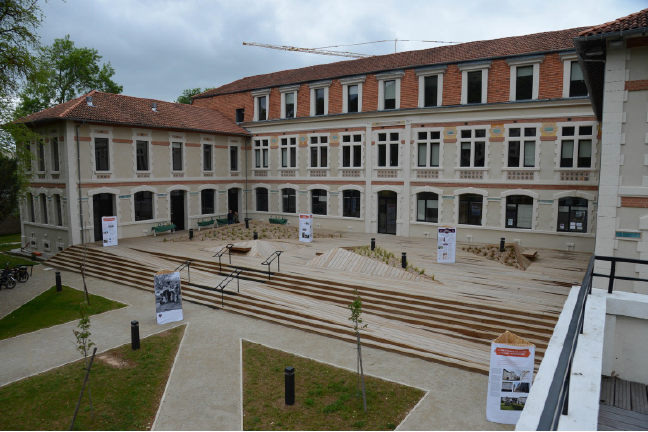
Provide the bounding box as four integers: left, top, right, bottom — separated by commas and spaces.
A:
15, 91, 249, 136
579, 8, 648, 37
196, 27, 589, 98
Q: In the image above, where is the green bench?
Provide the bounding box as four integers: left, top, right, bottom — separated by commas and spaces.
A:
197, 219, 215, 231
269, 217, 288, 225
216, 218, 230, 227
152, 223, 176, 236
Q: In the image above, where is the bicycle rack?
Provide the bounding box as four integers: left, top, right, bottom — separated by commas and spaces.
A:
174, 259, 194, 283
261, 251, 283, 280
213, 244, 234, 272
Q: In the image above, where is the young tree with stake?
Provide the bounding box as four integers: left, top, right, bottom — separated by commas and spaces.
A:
348, 289, 368, 412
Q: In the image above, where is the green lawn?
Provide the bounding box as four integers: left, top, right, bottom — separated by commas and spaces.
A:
0, 286, 126, 340
0, 325, 186, 430
242, 341, 425, 431
0, 233, 21, 244
0, 253, 37, 267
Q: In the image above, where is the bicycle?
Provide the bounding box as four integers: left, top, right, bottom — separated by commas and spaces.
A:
10, 266, 30, 283
1, 264, 16, 289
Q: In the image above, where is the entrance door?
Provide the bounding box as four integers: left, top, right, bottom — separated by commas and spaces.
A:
170, 190, 185, 231
228, 188, 239, 214
378, 191, 397, 235
93, 193, 115, 242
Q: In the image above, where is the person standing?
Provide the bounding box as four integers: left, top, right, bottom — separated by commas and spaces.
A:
234, 211, 240, 224
227, 209, 233, 225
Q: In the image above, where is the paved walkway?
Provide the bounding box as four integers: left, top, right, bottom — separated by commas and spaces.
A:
0, 264, 513, 431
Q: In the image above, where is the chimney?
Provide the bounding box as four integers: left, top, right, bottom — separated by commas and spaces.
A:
86, 96, 94, 107
151, 102, 158, 112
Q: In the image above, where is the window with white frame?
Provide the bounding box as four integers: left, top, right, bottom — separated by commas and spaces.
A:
377, 71, 404, 110
230, 146, 239, 171
458, 62, 490, 104
341, 134, 362, 168
559, 125, 594, 168
280, 85, 299, 119
557, 197, 588, 233
254, 138, 269, 168
203, 144, 213, 171
416, 67, 445, 108
37, 141, 45, 172
505, 195, 533, 229
54, 194, 63, 226
136, 140, 149, 171
309, 135, 328, 168
506, 127, 537, 168
280, 137, 297, 168
342, 190, 361, 218
171, 142, 183, 171
252, 89, 271, 121
40, 193, 48, 224
341, 76, 365, 113
201, 189, 215, 214
309, 81, 330, 116
311, 189, 327, 215
51, 138, 60, 172
507, 56, 543, 101
134, 191, 154, 221
458, 194, 483, 225
459, 129, 487, 168
282, 188, 296, 213
377, 132, 399, 167
95, 138, 110, 171
561, 54, 588, 98
416, 192, 439, 223
416, 130, 441, 167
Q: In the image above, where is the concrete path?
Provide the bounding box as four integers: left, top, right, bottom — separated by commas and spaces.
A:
0, 265, 513, 431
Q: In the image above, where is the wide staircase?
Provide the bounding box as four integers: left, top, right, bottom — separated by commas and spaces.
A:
46, 244, 559, 374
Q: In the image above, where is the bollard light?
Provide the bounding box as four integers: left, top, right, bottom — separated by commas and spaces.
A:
189, 228, 194, 240
402, 252, 407, 269
285, 367, 295, 406
131, 320, 140, 350
500, 238, 506, 253
253, 231, 258, 240
245, 218, 250, 229
55, 271, 62, 292
371, 238, 375, 251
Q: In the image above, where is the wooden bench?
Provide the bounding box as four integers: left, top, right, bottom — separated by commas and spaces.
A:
230, 246, 252, 254
521, 249, 539, 259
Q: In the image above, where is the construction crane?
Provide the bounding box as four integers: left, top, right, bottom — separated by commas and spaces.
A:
242, 42, 371, 59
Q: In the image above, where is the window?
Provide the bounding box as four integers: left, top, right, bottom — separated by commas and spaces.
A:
315, 88, 325, 115
37, 141, 45, 171
136, 140, 149, 171
309, 81, 330, 116
230, 146, 239, 171
384, 80, 396, 109
40, 194, 48, 224
280, 86, 299, 119
348, 85, 359, 112
377, 132, 399, 167
458, 194, 483, 226
27, 193, 34, 222
256, 188, 269, 212
569, 62, 587, 97
417, 192, 439, 223
459, 62, 490, 104
172, 142, 183, 171
467, 71, 483, 104
95, 138, 110, 171
280, 137, 297, 168
341, 76, 365, 113
311, 189, 327, 215
55, 194, 63, 226
424, 76, 438, 107
506, 195, 533, 229
282, 188, 296, 213
51, 138, 60, 171
342, 190, 361, 218
25, 143, 31, 172
284, 92, 295, 118
341, 134, 362, 168
203, 144, 213, 171
508, 57, 542, 101
557, 197, 588, 233
254, 139, 269, 168
309, 135, 328, 168
507, 127, 537, 168
515, 66, 533, 100
416, 68, 445, 108
459, 129, 487, 167
235, 108, 245, 123
257, 96, 267, 121
134, 191, 153, 221
377, 72, 403, 110
559, 125, 594, 168
416, 131, 441, 167
201, 189, 215, 215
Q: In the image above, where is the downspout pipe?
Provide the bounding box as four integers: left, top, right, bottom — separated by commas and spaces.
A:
245, 137, 249, 225
76, 121, 85, 244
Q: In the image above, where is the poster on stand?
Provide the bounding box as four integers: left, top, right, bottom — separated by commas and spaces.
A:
299, 214, 313, 243
101, 216, 118, 247
486, 331, 535, 424
437, 227, 456, 263
154, 270, 184, 325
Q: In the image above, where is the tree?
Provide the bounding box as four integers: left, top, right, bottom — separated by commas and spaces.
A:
348, 289, 368, 412
176, 87, 213, 104
72, 301, 96, 422
0, 154, 23, 222
17, 35, 123, 115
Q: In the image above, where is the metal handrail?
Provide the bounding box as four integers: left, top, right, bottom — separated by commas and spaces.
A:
537, 254, 648, 430
261, 251, 283, 280
215, 268, 242, 307
174, 259, 193, 283
213, 244, 234, 271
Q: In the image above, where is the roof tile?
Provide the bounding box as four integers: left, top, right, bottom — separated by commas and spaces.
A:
579, 8, 648, 37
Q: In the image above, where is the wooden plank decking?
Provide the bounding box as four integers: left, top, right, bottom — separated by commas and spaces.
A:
599, 376, 648, 430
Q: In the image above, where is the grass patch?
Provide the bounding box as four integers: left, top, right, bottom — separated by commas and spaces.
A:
0, 233, 21, 244
0, 325, 185, 430
0, 253, 38, 268
0, 286, 126, 340
242, 341, 425, 431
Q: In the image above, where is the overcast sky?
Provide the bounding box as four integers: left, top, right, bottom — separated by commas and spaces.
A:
37, 0, 644, 102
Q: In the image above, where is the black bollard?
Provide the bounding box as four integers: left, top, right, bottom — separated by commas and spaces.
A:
55, 271, 62, 292
189, 228, 194, 240
402, 252, 407, 269
285, 367, 295, 405
500, 238, 506, 253
245, 218, 250, 229
131, 320, 140, 350
253, 231, 258, 240
371, 238, 375, 251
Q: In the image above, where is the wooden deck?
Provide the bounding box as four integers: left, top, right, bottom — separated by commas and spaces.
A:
599, 376, 648, 430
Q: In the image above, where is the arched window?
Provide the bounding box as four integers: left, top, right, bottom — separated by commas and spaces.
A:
342, 190, 361, 218
282, 188, 296, 213
458, 194, 483, 226
416, 192, 439, 223
256, 188, 268, 212
134, 191, 153, 221
311, 189, 327, 215
558, 197, 588, 233
505, 195, 533, 229
201, 189, 215, 215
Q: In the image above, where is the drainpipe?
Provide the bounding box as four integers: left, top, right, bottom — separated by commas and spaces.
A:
244, 137, 249, 225
76, 122, 85, 244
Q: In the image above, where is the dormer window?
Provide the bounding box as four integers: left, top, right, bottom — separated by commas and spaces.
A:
279, 84, 299, 119
309, 81, 331, 116
416, 66, 445, 108
507, 55, 543, 101
561, 53, 588, 98
341, 75, 365, 113
251, 88, 271, 121
376, 71, 404, 111
458, 62, 491, 105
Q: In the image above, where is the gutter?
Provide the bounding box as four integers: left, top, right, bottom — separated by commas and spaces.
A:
574, 26, 648, 43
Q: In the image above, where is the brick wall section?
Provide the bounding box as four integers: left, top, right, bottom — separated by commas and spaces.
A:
363, 74, 379, 112
443, 64, 462, 105
400, 69, 419, 109
269, 87, 281, 119
625, 80, 648, 91
297, 84, 309, 117
621, 197, 648, 208
192, 91, 251, 123
539, 54, 564, 99
329, 79, 343, 114
488, 60, 510, 103
627, 36, 648, 48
